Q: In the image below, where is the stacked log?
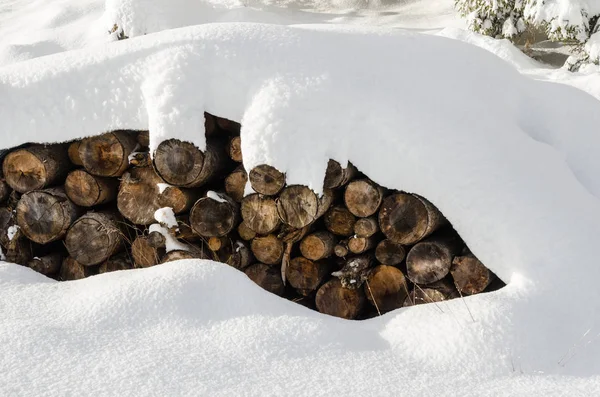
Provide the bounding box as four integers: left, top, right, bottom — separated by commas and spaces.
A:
0, 112, 504, 320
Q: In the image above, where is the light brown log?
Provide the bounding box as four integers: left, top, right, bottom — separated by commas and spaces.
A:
300, 231, 335, 261
137, 131, 150, 148
228, 136, 242, 162
237, 221, 257, 241
65, 169, 118, 207
334, 239, 349, 258
286, 256, 331, 294
324, 206, 356, 237
224, 166, 247, 202
226, 241, 253, 270
250, 234, 284, 265
117, 167, 197, 225
65, 211, 124, 266
323, 160, 357, 189
161, 249, 203, 263
354, 216, 378, 238
378, 193, 446, 245
331, 254, 374, 289
344, 179, 384, 218
277, 186, 333, 229
215, 117, 241, 134
173, 218, 200, 243
403, 288, 448, 307
316, 279, 366, 320
0, 180, 10, 204
3, 144, 71, 193
79, 131, 137, 177
451, 254, 493, 295
278, 225, 310, 286
131, 231, 166, 268
68, 141, 84, 166
16, 187, 81, 244
240, 194, 280, 235
375, 239, 406, 266
60, 257, 96, 281
153, 139, 225, 188
189, 193, 239, 237
347, 236, 376, 255
245, 263, 285, 296
100, 253, 134, 273
363, 265, 408, 314
249, 165, 285, 196
406, 232, 463, 285
28, 253, 63, 276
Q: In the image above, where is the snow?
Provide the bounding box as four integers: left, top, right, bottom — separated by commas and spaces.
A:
148, 223, 189, 252
524, 0, 600, 42
1, 0, 600, 394
156, 182, 172, 194
153, 207, 178, 228
207, 190, 228, 203
6, 225, 19, 241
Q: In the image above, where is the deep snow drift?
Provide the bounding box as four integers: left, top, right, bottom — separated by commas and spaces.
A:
1, 22, 600, 394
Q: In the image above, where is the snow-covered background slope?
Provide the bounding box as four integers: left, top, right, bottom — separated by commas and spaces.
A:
2, 0, 600, 395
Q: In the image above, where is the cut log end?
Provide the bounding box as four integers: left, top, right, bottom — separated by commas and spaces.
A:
277, 186, 333, 229
300, 231, 335, 261
375, 239, 406, 266
323, 160, 357, 189
65, 212, 124, 266
249, 164, 286, 196
131, 231, 166, 268
228, 136, 243, 162
451, 254, 493, 295
316, 279, 366, 320
224, 166, 248, 202
344, 179, 384, 218
286, 256, 330, 292
28, 253, 63, 276
324, 206, 356, 237
190, 193, 239, 237
3, 144, 70, 193
79, 131, 137, 177
250, 234, 284, 265
353, 216, 378, 238
65, 169, 118, 207
406, 232, 462, 285
241, 194, 280, 235
364, 265, 408, 314
245, 263, 285, 296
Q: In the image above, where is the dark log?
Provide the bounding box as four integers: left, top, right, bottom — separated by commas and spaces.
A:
128, 152, 151, 168
331, 254, 374, 289
316, 279, 366, 320
3, 144, 71, 193
153, 139, 226, 188
323, 159, 357, 189
344, 179, 384, 218
215, 117, 241, 134
68, 141, 84, 166
406, 232, 463, 285
60, 257, 96, 281
131, 231, 166, 268
65, 169, 118, 207
374, 239, 406, 266
228, 136, 242, 162
0, 207, 16, 248
28, 253, 63, 276
277, 186, 333, 229
65, 211, 124, 266
249, 165, 285, 196
226, 241, 253, 270
300, 231, 335, 261
117, 167, 197, 225
137, 131, 150, 148
354, 216, 378, 238
451, 254, 493, 295
347, 235, 376, 255
237, 221, 257, 241
378, 193, 446, 245
224, 165, 247, 202
403, 288, 448, 307
3, 226, 36, 266
286, 256, 331, 294
324, 206, 356, 237
79, 131, 137, 177
334, 239, 349, 258
16, 187, 81, 244
0, 180, 11, 204
363, 265, 408, 314
99, 253, 134, 273
189, 192, 239, 237
244, 263, 285, 296
250, 234, 284, 265
204, 112, 217, 136
240, 194, 280, 235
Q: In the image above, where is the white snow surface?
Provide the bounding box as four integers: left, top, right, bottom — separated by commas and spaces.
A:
153, 207, 178, 228
148, 223, 189, 252
207, 190, 228, 203
6, 225, 19, 241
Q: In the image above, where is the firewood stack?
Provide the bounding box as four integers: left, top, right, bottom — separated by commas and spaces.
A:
0, 113, 504, 320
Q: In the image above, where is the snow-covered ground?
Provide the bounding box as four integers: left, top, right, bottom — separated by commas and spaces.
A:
2, 0, 600, 395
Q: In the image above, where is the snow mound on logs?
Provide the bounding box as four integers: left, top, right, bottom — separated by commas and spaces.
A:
1, 23, 600, 390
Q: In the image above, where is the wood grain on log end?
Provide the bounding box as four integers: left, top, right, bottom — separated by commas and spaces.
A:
245, 263, 285, 296
79, 131, 137, 177
364, 265, 408, 314
65, 169, 118, 207
316, 279, 366, 320
249, 164, 286, 196
241, 194, 280, 235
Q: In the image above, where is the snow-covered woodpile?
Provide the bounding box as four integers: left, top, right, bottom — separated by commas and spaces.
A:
0, 113, 504, 319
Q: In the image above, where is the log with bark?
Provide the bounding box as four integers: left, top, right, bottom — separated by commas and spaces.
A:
99, 253, 134, 273
240, 194, 280, 235
405, 231, 463, 285
286, 256, 331, 295
0, 179, 11, 204
216, 117, 241, 134
323, 160, 357, 189
60, 256, 97, 281
189, 192, 239, 237
374, 239, 406, 266
324, 206, 356, 237
300, 231, 335, 261
3, 144, 71, 193
65, 211, 125, 266
451, 254, 494, 295
249, 165, 286, 196
16, 187, 81, 244
363, 265, 408, 314
228, 136, 242, 162
137, 131, 150, 148
250, 234, 284, 265
153, 139, 226, 188
79, 131, 138, 177
379, 193, 446, 245
131, 231, 166, 268
225, 240, 253, 270
224, 165, 247, 202
28, 253, 63, 276
237, 221, 257, 241
353, 216, 378, 238
316, 279, 366, 319
65, 169, 118, 207
344, 179, 384, 218
68, 141, 83, 166
277, 186, 333, 229
347, 235, 376, 255
244, 263, 285, 296
334, 239, 349, 258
